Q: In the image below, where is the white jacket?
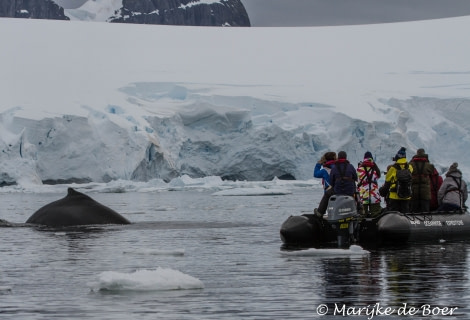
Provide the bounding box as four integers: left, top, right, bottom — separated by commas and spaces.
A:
437, 171, 468, 208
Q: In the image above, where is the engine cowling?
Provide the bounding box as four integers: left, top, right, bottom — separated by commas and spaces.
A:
326, 195, 358, 247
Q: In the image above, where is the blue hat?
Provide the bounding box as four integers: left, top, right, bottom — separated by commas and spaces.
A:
395, 147, 406, 160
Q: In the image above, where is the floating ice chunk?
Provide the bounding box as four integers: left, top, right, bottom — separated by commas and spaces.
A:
0, 286, 12, 293
282, 245, 369, 256
212, 187, 292, 196
123, 248, 185, 256
90, 267, 204, 292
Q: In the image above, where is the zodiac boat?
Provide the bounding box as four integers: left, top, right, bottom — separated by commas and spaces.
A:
280, 195, 470, 248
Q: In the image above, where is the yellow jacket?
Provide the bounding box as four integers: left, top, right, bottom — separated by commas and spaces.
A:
385, 158, 413, 200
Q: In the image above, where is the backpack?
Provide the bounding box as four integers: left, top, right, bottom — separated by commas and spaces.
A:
394, 163, 412, 198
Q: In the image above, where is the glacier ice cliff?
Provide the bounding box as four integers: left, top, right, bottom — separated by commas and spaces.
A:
1, 82, 469, 186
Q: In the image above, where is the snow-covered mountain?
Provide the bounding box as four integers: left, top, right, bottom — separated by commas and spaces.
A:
1, 17, 469, 186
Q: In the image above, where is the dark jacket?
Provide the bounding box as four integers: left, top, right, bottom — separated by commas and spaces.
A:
409, 155, 435, 201
330, 159, 358, 196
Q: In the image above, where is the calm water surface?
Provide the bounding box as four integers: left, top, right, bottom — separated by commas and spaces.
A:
0, 189, 469, 319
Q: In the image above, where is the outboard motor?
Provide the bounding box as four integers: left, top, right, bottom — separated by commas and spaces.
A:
325, 195, 359, 247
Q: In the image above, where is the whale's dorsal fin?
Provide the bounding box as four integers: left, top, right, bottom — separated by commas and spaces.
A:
66, 187, 94, 201
67, 188, 80, 196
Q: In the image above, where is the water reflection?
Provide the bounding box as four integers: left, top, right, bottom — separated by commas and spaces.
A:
383, 243, 468, 308
321, 255, 382, 307
316, 243, 469, 316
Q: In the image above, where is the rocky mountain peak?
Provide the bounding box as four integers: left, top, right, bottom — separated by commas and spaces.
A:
0, 0, 251, 26
110, 0, 250, 26
0, 0, 69, 20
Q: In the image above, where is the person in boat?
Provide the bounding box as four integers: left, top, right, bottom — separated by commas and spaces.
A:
380, 147, 413, 213
357, 151, 382, 217
314, 151, 357, 218
313, 151, 337, 193
409, 148, 435, 213
429, 166, 443, 211
379, 164, 394, 210
437, 162, 468, 212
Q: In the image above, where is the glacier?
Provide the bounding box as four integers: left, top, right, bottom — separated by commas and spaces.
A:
0, 17, 469, 186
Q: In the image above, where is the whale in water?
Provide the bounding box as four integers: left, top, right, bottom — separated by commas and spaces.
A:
26, 188, 131, 227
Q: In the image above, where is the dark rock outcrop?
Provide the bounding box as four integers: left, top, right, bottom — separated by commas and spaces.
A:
0, 0, 250, 26
109, 0, 250, 26
0, 0, 69, 20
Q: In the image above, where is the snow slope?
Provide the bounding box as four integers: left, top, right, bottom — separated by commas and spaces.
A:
60, 0, 122, 21
0, 17, 469, 185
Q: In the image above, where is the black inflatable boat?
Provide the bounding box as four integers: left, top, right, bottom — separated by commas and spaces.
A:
280, 195, 470, 248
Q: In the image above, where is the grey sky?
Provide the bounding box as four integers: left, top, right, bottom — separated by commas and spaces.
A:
241, 0, 470, 26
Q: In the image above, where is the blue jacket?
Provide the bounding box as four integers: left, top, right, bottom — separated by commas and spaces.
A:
330, 159, 358, 196
314, 161, 335, 192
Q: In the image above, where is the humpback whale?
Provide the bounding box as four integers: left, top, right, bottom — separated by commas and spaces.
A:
26, 188, 131, 227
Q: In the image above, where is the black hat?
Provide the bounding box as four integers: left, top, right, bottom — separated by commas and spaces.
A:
364, 151, 373, 159
395, 147, 406, 160
338, 151, 347, 159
